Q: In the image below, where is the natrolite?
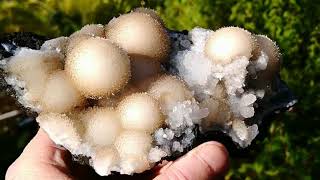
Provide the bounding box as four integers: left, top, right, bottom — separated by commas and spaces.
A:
66, 33, 93, 52
148, 75, 193, 111
133, 7, 165, 25
65, 37, 131, 98
106, 12, 170, 62
118, 93, 163, 133
255, 34, 281, 80
7, 49, 63, 104
81, 107, 122, 146
205, 27, 256, 64
78, 24, 106, 37
41, 71, 83, 113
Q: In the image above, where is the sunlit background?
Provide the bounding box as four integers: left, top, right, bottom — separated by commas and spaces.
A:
0, 0, 319, 179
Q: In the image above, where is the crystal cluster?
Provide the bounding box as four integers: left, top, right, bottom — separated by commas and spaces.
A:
0, 8, 283, 175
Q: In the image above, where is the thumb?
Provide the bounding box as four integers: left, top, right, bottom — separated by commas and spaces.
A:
6, 128, 73, 180
155, 141, 229, 180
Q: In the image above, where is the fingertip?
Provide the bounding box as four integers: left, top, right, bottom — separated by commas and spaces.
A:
156, 141, 229, 180
195, 141, 230, 175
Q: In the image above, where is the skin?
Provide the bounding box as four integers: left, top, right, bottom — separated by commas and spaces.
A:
6, 128, 229, 180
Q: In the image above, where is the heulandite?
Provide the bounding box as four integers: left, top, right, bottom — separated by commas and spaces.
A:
0, 8, 296, 176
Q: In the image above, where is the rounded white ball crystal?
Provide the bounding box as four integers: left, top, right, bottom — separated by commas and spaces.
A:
91, 148, 120, 176
115, 130, 152, 158
120, 155, 150, 174
105, 12, 170, 62
81, 107, 122, 146
67, 33, 93, 52
148, 75, 193, 110
65, 37, 131, 98
115, 131, 153, 174
77, 24, 105, 37
118, 93, 163, 133
255, 34, 281, 79
7, 49, 63, 105
41, 71, 83, 113
205, 27, 256, 64
133, 7, 164, 25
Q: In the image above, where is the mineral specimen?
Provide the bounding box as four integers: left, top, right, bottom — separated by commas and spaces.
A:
0, 8, 296, 176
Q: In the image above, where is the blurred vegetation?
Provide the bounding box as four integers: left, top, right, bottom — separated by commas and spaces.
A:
0, 0, 319, 179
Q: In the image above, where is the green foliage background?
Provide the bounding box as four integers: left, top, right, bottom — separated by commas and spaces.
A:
0, 0, 319, 179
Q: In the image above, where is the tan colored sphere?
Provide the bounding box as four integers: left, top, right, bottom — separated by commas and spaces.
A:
120, 155, 150, 174
148, 75, 193, 110
115, 130, 152, 158
81, 107, 122, 146
92, 148, 119, 176
106, 12, 170, 62
78, 24, 105, 37
65, 37, 131, 98
67, 33, 93, 52
255, 34, 281, 80
205, 27, 256, 64
118, 93, 163, 133
7, 49, 63, 104
41, 71, 83, 113
133, 7, 164, 25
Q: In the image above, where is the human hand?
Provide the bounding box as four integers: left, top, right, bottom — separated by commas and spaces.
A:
6, 128, 229, 180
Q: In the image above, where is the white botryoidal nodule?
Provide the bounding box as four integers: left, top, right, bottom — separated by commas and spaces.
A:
115, 130, 152, 158
65, 37, 131, 98
81, 107, 122, 146
6, 49, 63, 104
148, 75, 193, 111
205, 27, 256, 65
105, 12, 170, 62
115, 131, 152, 174
41, 71, 83, 113
118, 93, 163, 133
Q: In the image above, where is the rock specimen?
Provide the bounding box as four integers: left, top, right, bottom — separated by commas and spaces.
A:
0, 8, 296, 176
